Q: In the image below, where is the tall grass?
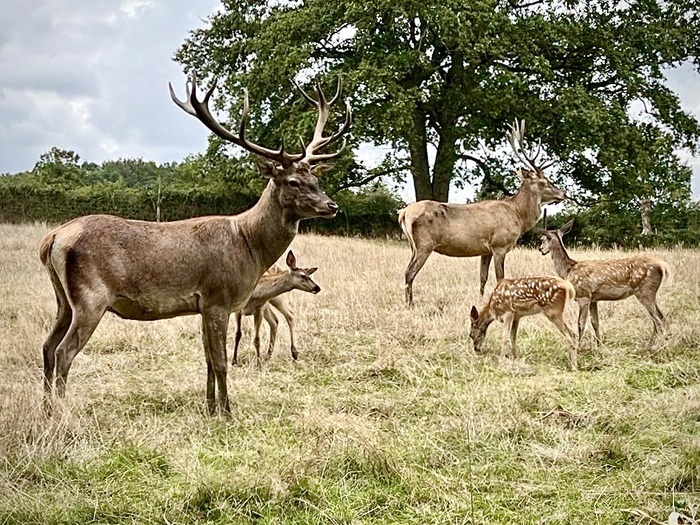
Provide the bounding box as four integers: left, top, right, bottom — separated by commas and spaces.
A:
0, 222, 699, 524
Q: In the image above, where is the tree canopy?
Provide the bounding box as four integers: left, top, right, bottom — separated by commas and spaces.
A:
175, 0, 700, 210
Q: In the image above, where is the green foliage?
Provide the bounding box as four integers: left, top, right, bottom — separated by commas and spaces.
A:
0, 147, 405, 237
175, 0, 700, 206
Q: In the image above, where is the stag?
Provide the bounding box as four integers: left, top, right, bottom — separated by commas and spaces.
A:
232, 250, 320, 368
399, 120, 566, 306
39, 75, 351, 415
539, 220, 670, 347
468, 275, 578, 370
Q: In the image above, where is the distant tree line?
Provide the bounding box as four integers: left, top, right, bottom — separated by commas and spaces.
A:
0, 147, 404, 238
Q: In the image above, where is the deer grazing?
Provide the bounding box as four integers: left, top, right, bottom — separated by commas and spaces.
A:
39, 75, 351, 415
232, 251, 319, 367
539, 219, 670, 347
469, 276, 579, 370
399, 120, 566, 306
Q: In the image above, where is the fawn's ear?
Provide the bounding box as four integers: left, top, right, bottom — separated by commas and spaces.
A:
470, 306, 479, 322
286, 250, 297, 269
305, 267, 318, 275
560, 219, 574, 236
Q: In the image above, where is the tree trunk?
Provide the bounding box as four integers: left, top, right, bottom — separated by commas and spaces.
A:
408, 107, 432, 201
640, 198, 652, 235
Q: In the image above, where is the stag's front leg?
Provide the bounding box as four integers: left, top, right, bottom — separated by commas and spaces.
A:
202, 308, 231, 416
232, 312, 243, 366
493, 250, 507, 282
480, 254, 492, 296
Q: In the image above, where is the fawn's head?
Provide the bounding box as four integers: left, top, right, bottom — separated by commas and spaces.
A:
539, 219, 574, 256
285, 251, 320, 294
468, 305, 494, 354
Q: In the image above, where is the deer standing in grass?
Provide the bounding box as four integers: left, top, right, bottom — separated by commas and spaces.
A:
539, 220, 670, 347
232, 251, 320, 368
399, 120, 567, 306
39, 75, 351, 415
469, 276, 579, 370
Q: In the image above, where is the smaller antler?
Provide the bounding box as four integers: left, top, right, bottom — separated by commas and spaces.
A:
506, 119, 555, 175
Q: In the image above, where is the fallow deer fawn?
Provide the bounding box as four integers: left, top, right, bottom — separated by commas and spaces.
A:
469, 276, 579, 370
232, 251, 319, 367
539, 220, 670, 347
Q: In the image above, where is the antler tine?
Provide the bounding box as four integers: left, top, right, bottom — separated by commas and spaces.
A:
170, 75, 304, 166
506, 119, 534, 171
293, 77, 352, 164
327, 75, 343, 105
542, 208, 548, 230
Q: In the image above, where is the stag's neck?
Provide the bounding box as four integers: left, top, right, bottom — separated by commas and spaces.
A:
249, 273, 294, 303
549, 236, 577, 278
236, 181, 298, 272
509, 184, 542, 233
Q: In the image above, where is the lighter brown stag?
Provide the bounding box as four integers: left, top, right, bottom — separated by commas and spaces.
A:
469, 276, 578, 370
400, 120, 566, 306
232, 251, 320, 368
539, 220, 670, 347
40, 75, 351, 415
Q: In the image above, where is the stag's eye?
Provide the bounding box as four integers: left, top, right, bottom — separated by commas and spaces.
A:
288, 179, 301, 189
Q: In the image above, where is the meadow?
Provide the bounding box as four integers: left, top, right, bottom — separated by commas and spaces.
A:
1, 222, 699, 524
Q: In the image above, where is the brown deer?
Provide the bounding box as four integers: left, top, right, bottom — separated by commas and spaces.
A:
232, 250, 319, 367
539, 220, 670, 347
469, 276, 578, 370
399, 120, 567, 306
39, 75, 351, 415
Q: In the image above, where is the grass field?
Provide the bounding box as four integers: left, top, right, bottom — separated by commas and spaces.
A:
1, 222, 699, 524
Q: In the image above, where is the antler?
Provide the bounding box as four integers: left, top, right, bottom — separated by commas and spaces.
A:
506, 119, 555, 175
293, 75, 352, 164
169, 74, 305, 167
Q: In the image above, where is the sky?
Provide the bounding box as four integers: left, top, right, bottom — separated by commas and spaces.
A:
1, 1, 699, 200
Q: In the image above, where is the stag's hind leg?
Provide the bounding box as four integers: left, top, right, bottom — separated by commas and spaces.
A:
42, 271, 73, 401
54, 301, 108, 398
404, 249, 432, 307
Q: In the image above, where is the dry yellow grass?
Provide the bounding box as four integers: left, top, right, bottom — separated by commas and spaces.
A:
0, 221, 699, 524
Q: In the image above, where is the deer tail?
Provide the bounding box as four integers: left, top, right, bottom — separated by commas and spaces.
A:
658, 260, 673, 287
398, 208, 417, 254
563, 280, 576, 302
38, 232, 56, 267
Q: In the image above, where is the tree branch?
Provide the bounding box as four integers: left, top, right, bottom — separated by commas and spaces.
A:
459, 154, 514, 196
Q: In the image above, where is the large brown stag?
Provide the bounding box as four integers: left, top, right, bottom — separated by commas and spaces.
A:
399, 120, 566, 306
39, 75, 351, 415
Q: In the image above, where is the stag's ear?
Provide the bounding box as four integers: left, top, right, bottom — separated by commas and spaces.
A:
305, 267, 318, 275
286, 250, 297, 269
254, 156, 283, 179
560, 219, 574, 236
470, 306, 479, 322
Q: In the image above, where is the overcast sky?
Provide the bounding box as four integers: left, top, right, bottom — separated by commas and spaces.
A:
1, 1, 699, 199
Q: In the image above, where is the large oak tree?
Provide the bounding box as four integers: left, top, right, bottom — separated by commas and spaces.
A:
175, 0, 700, 208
